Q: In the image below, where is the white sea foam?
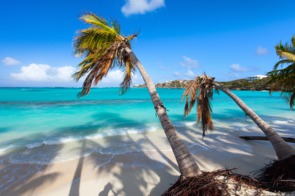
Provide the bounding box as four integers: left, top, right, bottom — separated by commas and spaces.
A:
272, 120, 289, 125
3, 125, 161, 165
25, 142, 44, 149
0, 145, 14, 155
174, 121, 196, 127
23, 126, 158, 152
43, 136, 83, 145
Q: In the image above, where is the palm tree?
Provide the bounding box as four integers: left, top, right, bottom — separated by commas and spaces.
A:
73, 13, 199, 177
268, 35, 295, 108
182, 74, 295, 161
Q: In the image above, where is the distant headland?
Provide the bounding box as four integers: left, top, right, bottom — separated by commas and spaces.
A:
136, 77, 270, 91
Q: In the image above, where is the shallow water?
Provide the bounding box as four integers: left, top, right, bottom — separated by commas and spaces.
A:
0, 87, 294, 164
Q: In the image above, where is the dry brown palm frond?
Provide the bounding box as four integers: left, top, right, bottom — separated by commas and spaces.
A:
182, 74, 215, 137
163, 169, 267, 196
182, 79, 200, 118
255, 155, 295, 192
197, 75, 214, 138
78, 43, 119, 97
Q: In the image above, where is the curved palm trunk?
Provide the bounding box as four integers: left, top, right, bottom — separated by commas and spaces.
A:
125, 47, 200, 177
214, 82, 295, 160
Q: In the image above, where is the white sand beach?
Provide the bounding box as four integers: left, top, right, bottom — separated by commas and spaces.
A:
1, 119, 295, 195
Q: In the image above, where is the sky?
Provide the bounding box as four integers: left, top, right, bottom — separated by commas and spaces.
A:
1, 0, 295, 87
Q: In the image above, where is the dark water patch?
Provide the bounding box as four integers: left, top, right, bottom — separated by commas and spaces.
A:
0, 127, 10, 134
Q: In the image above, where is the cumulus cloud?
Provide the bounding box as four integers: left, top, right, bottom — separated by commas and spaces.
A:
181, 56, 199, 69
2, 57, 20, 66
122, 0, 165, 16
256, 47, 268, 55
101, 69, 139, 85
10, 63, 76, 82
230, 64, 247, 72
101, 70, 124, 84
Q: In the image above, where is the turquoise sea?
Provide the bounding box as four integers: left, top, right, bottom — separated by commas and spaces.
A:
0, 87, 294, 165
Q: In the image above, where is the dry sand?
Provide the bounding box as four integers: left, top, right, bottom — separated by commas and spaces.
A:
1, 119, 295, 196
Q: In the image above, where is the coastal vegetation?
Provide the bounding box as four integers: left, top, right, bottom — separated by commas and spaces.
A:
137, 77, 271, 90
268, 35, 295, 108
73, 13, 199, 177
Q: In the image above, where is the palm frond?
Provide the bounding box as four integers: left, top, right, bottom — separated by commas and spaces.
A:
214, 87, 219, 95
182, 74, 215, 137
269, 35, 295, 108
74, 13, 138, 97
280, 51, 295, 62
74, 28, 117, 55
111, 20, 121, 34
77, 43, 118, 97
272, 59, 293, 70
197, 75, 214, 138
290, 92, 295, 108
120, 59, 135, 94
72, 60, 95, 81
182, 79, 200, 118
280, 92, 295, 109
80, 13, 116, 34
197, 91, 213, 138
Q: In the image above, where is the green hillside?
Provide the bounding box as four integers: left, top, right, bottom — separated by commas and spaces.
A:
136, 77, 271, 90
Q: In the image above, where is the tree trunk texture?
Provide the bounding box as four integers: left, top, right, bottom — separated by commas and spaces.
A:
125, 47, 200, 177
214, 82, 295, 160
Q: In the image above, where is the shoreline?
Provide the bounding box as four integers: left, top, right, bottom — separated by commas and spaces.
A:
1, 118, 295, 195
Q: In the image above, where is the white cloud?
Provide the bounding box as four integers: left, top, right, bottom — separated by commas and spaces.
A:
101, 69, 139, 86
230, 64, 247, 72
256, 47, 268, 55
2, 57, 20, 66
173, 71, 181, 77
101, 70, 124, 84
122, 0, 165, 16
181, 56, 199, 69
173, 70, 196, 80
10, 63, 76, 82
185, 70, 195, 77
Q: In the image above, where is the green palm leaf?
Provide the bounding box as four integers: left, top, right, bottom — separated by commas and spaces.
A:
80, 13, 117, 34
268, 35, 295, 108
73, 13, 137, 97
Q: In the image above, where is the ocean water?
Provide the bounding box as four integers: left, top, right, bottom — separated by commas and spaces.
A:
0, 87, 294, 165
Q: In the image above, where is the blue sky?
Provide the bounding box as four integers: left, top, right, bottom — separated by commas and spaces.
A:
1, 0, 295, 87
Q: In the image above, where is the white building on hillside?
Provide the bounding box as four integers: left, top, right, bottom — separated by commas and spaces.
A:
247, 75, 267, 81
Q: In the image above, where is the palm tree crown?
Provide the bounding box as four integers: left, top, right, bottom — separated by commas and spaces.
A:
182, 74, 216, 138
73, 13, 137, 96
268, 35, 295, 108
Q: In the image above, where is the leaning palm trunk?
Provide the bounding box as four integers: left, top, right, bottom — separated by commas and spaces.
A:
74, 13, 200, 178
214, 82, 295, 160
125, 47, 200, 177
